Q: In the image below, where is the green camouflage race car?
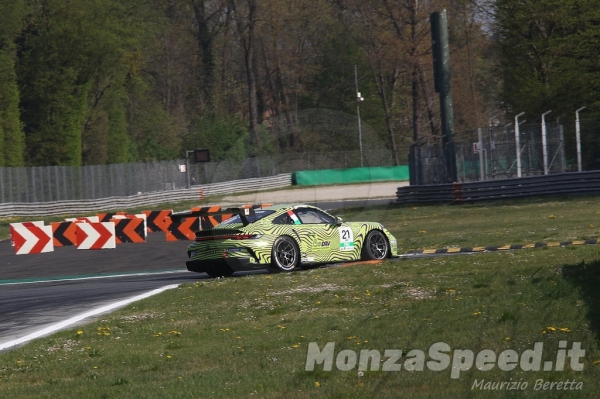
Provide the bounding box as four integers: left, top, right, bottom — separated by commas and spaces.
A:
171, 204, 398, 278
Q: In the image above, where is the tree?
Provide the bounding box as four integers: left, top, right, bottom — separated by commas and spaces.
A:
0, 0, 27, 166
494, 0, 600, 118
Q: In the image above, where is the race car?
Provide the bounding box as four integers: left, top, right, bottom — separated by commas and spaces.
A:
171, 204, 397, 278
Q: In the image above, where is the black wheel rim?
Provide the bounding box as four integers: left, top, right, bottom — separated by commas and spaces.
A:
369, 232, 388, 259
275, 239, 296, 270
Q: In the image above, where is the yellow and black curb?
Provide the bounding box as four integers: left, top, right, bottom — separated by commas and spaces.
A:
406, 239, 599, 255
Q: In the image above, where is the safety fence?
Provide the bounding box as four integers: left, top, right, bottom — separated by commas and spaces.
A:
396, 170, 600, 204
0, 149, 403, 204
0, 174, 291, 217
409, 122, 566, 185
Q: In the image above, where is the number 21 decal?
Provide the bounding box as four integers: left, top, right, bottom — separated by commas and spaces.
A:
338, 227, 354, 251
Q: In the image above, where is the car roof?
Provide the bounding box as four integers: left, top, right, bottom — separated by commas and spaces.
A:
264, 204, 319, 211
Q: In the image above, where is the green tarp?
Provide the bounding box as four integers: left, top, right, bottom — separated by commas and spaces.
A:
294, 165, 409, 186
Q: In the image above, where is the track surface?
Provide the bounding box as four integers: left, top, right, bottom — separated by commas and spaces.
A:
0, 192, 401, 351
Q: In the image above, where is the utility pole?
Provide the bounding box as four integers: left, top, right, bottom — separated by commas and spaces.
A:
354, 65, 364, 167
431, 10, 457, 182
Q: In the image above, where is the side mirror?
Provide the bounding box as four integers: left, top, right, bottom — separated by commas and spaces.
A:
334, 217, 343, 226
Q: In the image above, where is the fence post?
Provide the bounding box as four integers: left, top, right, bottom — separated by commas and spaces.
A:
31, 167, 36, 203
477, 128, 485, 181
541, 110, 552, 174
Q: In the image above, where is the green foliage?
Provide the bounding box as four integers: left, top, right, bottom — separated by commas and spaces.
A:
0, 0, 27, 166
494, 0, 600, 118
183, 117, 248, 162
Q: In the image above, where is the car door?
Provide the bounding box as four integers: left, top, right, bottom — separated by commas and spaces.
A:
292, 207, 355, 262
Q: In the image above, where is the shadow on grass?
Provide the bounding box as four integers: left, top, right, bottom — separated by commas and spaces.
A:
562, 259, 600, 340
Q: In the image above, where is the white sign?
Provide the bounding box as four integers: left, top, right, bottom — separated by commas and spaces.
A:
338, 227, 354, 251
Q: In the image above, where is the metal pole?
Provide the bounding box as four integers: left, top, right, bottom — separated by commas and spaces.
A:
576, 106, 586, 172
431, 10, 457, 182
354, 65, 364, 167
515, 112, 525, 177
541, 110, 552, 174
477, 128, 485, 181
185, 151, 193, 189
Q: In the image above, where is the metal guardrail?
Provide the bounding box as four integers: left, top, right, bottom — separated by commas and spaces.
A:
396, 171, 600, 204
0, 174, 292, 217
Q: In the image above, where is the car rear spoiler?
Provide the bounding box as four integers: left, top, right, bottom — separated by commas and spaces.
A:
170, 204, 270, 226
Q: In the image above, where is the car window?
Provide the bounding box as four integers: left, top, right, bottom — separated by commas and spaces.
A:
220, 209, 274, 225
295, 208, 335, 224
272, 213, 294, 225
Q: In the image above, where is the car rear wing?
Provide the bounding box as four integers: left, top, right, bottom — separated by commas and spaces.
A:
170, 204, 271, 227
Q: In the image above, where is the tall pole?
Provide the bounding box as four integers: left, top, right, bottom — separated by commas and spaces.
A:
354, 65, 364, 168
541, 110, 552, 175
515, 112, 525, 177
431, 10, 457, 182
576, 106, 586, 172
477, 128, 484, 181
185, 150, 193, 189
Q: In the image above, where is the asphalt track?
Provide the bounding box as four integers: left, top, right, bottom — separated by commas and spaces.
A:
0, 195, 403, 351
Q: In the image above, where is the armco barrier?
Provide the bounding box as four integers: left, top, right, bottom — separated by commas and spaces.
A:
295, 165, 409, 186
396, 170, 600, 204
0, 174, 291, 217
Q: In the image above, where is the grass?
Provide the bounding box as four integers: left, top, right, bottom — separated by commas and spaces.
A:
1, 248, 600, 398
337, 195, 600, 253
2, 194, 600, 397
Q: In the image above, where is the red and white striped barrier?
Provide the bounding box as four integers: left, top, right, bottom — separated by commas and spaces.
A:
111, 214, 147, 233
66, 216, 100, 223
10, 222, 54, 255
76, 222, 116, 250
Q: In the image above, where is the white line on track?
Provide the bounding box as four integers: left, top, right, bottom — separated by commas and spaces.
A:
0, 284, 180, 352
0, 269, 189, 286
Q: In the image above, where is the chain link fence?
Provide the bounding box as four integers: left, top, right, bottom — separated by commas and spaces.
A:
0, 149, 405, 203
410, 123, 566, 185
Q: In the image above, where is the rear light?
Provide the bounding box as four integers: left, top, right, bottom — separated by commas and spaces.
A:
195, 234, 262, 242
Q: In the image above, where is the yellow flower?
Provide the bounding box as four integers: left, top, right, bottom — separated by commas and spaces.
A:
559, 327, 571, 332
314, 382, 321, 387
549, 215, 556, 219
292, 345, 299, 348
166, 355, 172, 359
277, 325, 286, 329
77, 330, 83, 335
547, 326, 556, 332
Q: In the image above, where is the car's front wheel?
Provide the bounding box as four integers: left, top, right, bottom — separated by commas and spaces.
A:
271, 236, 299, 272
361, 230, 389, 260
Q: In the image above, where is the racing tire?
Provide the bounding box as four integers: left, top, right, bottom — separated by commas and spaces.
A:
361, 230, 389, 260
205, 266, 235, 278
271, 236, 299, 272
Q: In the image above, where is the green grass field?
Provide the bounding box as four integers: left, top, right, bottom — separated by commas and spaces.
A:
2, 195, 600, 398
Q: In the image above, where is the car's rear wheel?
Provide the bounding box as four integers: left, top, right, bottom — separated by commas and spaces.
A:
361, 230, 389, 260
205, 265, 235, 278
271, 236, 299, 272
